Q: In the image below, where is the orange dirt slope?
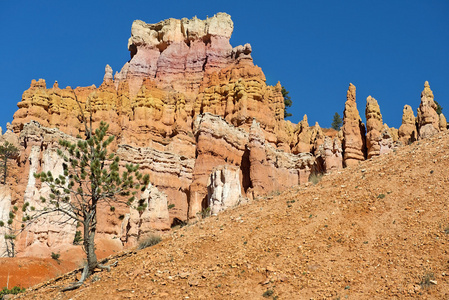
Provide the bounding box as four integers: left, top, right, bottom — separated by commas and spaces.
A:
14, 130, 449, 299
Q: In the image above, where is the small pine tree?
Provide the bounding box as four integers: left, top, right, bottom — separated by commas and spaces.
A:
434, 100, 443, 115
331, 112, 343, 131
282, 86, 292, 118
0, 141, 19, 184
31, 119, 149, 290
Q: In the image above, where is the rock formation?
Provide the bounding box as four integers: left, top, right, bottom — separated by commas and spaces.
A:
189, 113, 248, 218
0, 186, 12, 257
398, 105, 417, 145
207, 165, 244, 215
123, 13, 236, 98
365, 96, 383, 158
122, 183, 170, 246
2, 13, 444, 258
317, 136, 343, 173
439, 113, 447, 131
417, 81, 439, 139
248, 120, 315, 197
342, 83, 366, 166
378, 125, 395, 155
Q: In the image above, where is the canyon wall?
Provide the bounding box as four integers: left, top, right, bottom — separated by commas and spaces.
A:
1, 13, 446, 257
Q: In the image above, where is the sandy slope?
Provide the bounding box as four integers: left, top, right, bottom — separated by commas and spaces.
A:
15, 131, 449, 299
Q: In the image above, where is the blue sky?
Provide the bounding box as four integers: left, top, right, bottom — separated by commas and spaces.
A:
1, 1, 448, 130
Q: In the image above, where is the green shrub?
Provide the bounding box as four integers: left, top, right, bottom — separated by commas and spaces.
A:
263, 289, 274, 298
197, 207, 211, 219
138, 234, 162, 250
420, 272, 436, 289
309, 173, 323, 185
51, 252, 60, 260
0, 286, 25, 297
73, 231, 82, 245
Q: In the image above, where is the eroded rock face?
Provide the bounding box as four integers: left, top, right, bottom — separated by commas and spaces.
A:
317, 136, 343, 173
11, 122, 178, 257
378, 125, 395, 155
0, 186, 12, 257
207, 165, 243, 215
116, 144, 194, 224
122, 183, 170, 246
417, 81, 439, 139
194, 65, 285, 146
248, 120, 315, 197
124, 13, 236, 97
189, 114, 316, 217
189, 113, 248, 218
342, 83, 366, 166
16, 122, 77, 257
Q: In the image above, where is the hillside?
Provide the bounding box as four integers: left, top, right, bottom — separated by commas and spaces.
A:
15, 130, 449, 299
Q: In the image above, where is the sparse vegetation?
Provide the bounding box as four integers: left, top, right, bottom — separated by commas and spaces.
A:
377, 194, 386, 199
137, 234, 162, 250
0, 141, 19, 184
331, 112, 343, 131
282, 86, 292, 118
309, 173, 323, 185
434, 100, 443, 115
262, 289, 274, 298
420, 272, 436, 289
0, 286, 25, 297
197, 207, 211, 219
51, 252, 60, 260
73, 230, 82, 245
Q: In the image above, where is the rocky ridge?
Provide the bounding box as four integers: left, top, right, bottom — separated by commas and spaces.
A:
1, 13, 447, 260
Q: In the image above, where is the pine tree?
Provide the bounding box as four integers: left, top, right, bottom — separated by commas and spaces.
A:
434, 100, 443, 115
331, 112, 343, 131
32, 119, 149, 290
282, 86, 292, 118
0, 141, 19, 184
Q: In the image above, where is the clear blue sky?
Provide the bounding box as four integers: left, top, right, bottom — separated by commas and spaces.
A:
1, 1, 448, 130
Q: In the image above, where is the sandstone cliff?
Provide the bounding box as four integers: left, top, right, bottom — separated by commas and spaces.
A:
1, 12, 444, 259
3, 13, 320, 257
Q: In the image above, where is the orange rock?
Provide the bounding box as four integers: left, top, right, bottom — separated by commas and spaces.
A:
189, 113, 248, 218
398, 105, 417, 145
439, 113, 447, 131
317, 136, 343, 173
342, 83, 366, 166
417, 81, 439, 139
248, 119, 315, 197
365, 96, 383, 158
